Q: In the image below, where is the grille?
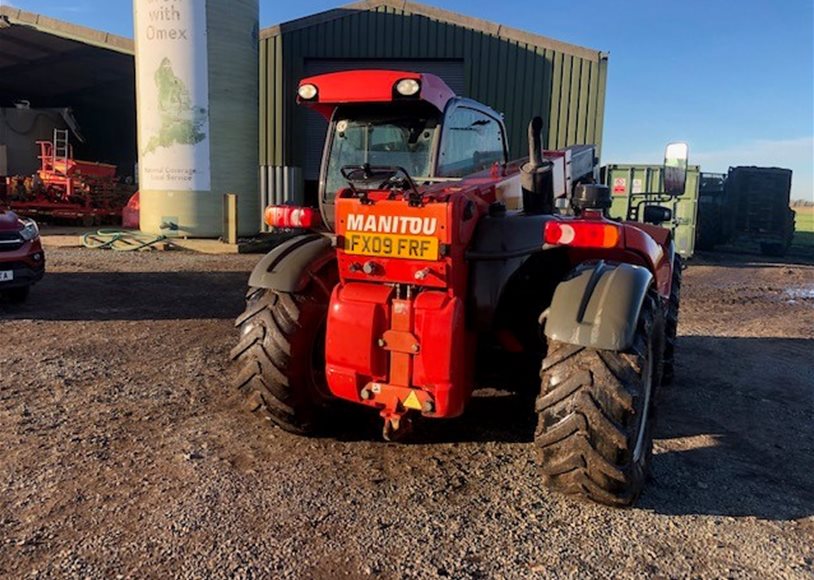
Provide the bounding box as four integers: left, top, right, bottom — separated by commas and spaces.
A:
0, 260, 30, 271
0, 232, 24, 252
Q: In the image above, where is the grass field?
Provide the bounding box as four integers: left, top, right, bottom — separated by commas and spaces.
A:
792, 206, 814, 248
794, 205, 814, 233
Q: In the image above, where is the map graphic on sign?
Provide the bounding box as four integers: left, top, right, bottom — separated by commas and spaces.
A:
143, 58, 207, 155
135, 0, 211, 190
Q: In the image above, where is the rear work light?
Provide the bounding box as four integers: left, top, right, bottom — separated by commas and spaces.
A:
298, 83, 318, 100
264, 205, 320, 229
395, 78, 421, 96
544, 220, 620, 248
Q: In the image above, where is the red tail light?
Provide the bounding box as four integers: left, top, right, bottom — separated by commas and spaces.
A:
264, 205, 320, 229
544, 220, 620, 248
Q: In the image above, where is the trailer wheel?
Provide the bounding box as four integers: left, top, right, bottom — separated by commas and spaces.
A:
230, 279, 335, 435
535, 296, 661, 506
662, 255, 682, 386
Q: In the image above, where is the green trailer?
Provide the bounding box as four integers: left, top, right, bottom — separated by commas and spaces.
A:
601, 164, 700, 259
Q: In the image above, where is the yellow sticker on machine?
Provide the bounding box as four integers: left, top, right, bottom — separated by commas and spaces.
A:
344, 232, 439, 261
402, 391, 423, 411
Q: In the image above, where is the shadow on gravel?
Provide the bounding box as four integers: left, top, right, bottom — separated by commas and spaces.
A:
0, 271, 250, 321
318, 390, 538, 444
326, 334, 814, 520
412, 389, 538, 444
642, 336, 814, 520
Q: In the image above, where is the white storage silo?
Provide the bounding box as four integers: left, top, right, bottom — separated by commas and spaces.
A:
134, 0, 259, 237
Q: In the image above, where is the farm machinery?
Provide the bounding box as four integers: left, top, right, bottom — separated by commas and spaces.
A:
695, 167, 795, 256
232, 70, 687, 506
4, 129, 133, 225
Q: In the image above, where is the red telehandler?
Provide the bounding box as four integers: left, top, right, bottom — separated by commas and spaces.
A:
232, 71, 686, 506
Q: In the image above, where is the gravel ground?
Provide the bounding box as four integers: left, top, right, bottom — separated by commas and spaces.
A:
1, 246, 812, 579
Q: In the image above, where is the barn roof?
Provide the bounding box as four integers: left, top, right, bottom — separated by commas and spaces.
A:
260, 0, 605, 62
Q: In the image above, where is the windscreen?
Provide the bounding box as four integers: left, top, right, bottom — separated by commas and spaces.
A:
322, 104, 440, 201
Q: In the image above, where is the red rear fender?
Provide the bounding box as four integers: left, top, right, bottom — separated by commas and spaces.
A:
551, 217, 673, 299
621, 223, 673, 297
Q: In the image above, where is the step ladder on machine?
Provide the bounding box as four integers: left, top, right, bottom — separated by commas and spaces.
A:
53, 129, 70, 171
52, 128, 73, 196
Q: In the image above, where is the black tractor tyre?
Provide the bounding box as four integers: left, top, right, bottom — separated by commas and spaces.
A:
3, 286, 30, 303
535, 296, 662, 506
661, 255, 682, 386
230, 282, 334, 435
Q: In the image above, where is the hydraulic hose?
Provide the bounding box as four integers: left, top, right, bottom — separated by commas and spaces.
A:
81, 229, 166, 251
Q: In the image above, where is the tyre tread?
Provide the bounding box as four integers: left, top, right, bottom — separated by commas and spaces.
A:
662, 255, 682, 385
231, 286, 327, 434
535, 298, 660, 506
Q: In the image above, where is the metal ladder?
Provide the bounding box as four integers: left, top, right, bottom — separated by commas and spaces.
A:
53, 128, 70, 173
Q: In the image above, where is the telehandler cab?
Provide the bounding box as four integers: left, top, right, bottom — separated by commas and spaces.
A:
232, 70, 686, 506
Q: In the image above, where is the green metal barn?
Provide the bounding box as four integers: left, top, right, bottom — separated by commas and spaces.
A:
260, 0, 608, 206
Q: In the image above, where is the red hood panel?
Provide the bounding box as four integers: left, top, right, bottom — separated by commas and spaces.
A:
299, 70, 456, 119
0, 211, 22, 233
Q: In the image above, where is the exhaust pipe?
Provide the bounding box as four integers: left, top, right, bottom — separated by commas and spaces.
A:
521, 117, 554, 215
528, 116, 544, 167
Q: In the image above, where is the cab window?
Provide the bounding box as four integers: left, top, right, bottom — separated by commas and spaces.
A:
437, 107, 505, 177
322, 104, 439, 200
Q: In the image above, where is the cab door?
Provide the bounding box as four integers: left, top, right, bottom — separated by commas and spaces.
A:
437, 102, 508, 178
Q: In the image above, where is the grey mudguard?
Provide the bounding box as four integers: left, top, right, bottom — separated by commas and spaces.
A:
543, 261, 653, 351
248, 234, 333, 292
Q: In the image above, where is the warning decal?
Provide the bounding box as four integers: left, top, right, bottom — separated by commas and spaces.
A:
403, 391, 422, 411
613, 177, 627, 195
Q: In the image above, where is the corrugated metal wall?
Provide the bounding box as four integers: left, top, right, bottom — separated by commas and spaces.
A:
259, 2, 607, 174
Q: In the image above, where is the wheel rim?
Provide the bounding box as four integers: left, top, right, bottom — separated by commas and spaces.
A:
633, 333, 654, 463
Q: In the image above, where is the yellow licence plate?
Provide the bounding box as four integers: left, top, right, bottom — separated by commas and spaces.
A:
344, 232, 439, 261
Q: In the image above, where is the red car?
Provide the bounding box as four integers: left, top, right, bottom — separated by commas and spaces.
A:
0, 210, 45, 303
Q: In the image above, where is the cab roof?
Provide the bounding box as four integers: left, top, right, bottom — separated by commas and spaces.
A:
297, 70, 457, 118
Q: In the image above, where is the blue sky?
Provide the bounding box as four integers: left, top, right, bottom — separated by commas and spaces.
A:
3, 0, 812, 200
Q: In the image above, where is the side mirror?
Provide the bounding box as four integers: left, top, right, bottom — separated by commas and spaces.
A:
643, 205, 672, 225
663, 142, 689, 196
